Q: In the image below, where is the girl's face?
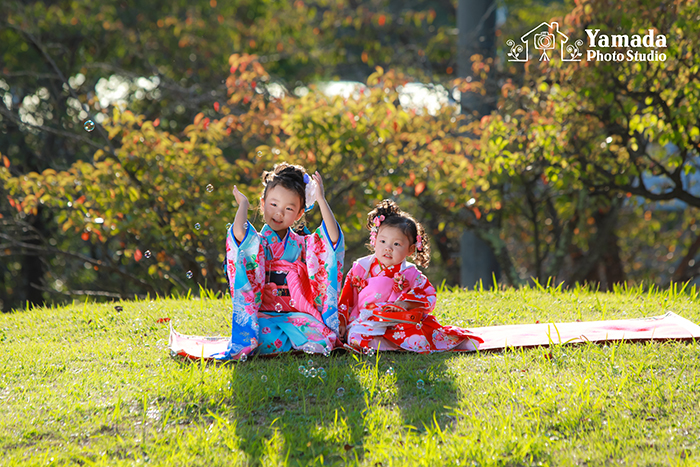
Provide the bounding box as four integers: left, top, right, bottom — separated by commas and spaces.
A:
375, 225, 415, 268
261, 184, 304, 236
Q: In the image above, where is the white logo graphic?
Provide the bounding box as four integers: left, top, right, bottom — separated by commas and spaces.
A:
507, 23, 668, 63
507, 21, 583, 62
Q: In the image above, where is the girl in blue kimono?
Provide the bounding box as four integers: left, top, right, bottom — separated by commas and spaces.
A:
222, 162, 344, 360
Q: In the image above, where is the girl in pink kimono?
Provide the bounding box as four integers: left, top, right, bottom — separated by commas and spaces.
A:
339, 200, 482, 353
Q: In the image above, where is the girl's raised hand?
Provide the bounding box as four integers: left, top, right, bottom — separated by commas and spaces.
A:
232, 185, 249, 207
311, 170, 340, 245
312, 171, 326, 203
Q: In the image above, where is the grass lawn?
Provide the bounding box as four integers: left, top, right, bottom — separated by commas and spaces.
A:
1, 284, 699, 466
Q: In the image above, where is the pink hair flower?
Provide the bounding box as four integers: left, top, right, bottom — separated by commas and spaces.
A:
369, 229, 377, 246
416, 234, 423, 251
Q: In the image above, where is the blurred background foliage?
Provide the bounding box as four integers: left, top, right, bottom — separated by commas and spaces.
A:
0, 0, 698, 311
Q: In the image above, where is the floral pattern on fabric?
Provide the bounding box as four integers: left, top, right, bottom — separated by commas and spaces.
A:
224, 220, 344, 359
339, 255, 483, 353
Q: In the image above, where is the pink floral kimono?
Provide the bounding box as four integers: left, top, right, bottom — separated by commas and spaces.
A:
220, 221, 344, 359
339, 255, 483, 352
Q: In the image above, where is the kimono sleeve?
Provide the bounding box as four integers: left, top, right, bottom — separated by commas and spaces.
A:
304, 220, 345, 335
224, 221, 265, 358
397, 269, 437, 311
338, 262, 362, 329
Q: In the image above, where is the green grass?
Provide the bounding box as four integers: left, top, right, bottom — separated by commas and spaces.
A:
1, 284, 699, 466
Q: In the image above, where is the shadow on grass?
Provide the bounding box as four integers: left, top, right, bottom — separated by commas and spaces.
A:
168, 349, 465, 465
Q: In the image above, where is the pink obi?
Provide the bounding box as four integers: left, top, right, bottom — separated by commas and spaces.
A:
261, 259, 323, 322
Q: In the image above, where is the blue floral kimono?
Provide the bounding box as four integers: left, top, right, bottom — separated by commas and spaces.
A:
221, 221, 344, 359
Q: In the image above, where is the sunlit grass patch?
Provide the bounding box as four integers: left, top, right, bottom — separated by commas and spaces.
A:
1, 284, 699, 466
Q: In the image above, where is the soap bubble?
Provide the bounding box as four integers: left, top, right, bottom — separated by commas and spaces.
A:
261, 375, 268, 382
366, 348, 376, 357
144, 250, 151, 259
226, 223, 232, 230
416, 379, 425, 390
285, 389, 292, 395
298, 365, 306, 374
195, 223, 201, 230
318, 367, 327, 379
257, 151, 263, 157
186, 270, 193, 279
302, 344, 314, 354
336, 387, 345, 397
289, 299, 296, 308
275, 303, 283, 312
83, 120, 95, 132
239, 353, 248, 362
308, 368, 317, 378
386, 367, 395, 376
206, 184, 214, 192
322, 347, 331, 357
307, 359, 314, 367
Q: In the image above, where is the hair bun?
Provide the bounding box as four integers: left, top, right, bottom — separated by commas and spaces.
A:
276, 165, 304, 184
261, 170, 273, 186
374, 199, 401, 218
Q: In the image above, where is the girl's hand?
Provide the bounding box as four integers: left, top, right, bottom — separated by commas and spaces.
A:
381, 304, 407, 313
393, 300, 419, 310
312, 171, 340, 245
312, 171, 326, 203
232, 185, 249, 207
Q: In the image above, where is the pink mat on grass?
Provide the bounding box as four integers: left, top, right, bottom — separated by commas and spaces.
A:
169, 312, 700, 359
471, 312, 700, 351
169, 326, 230, 360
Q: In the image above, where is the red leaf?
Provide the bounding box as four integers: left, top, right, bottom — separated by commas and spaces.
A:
414, 181, 426, 196
153, 118, 160, 127
134, 249, 143, 262
213, 102, 220, 112
2, 156, 9, 168
230, 65, 237, 74
378, 14, 386, 26
81, 232, 89, 241
156, 317, 171, 324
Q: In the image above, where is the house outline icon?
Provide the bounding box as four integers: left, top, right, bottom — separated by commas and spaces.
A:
507, 21, 583, 62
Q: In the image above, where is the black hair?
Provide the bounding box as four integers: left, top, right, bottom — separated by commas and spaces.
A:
366, 199, 431, 268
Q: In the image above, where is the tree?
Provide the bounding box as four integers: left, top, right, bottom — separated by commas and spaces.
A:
468, 0, 700, 286
0, 0, 467, 310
